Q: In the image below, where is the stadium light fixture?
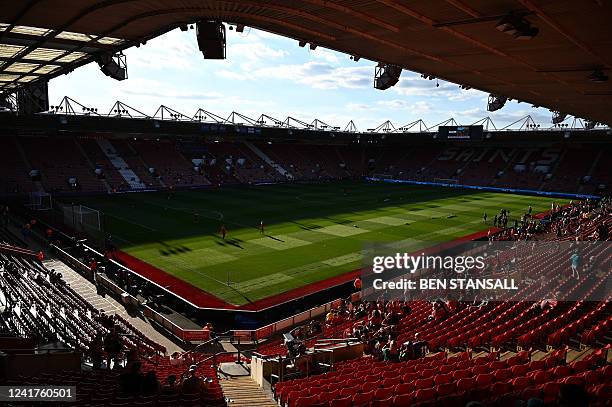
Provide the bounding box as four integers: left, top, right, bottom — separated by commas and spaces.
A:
97, 52, 127, 81
551, 111, 567, 125
496, 13, 538, 40
309, 43, 317, 50
374, 63, 402, 90
588, 68, 608, 82
298, 40, 307, 47
487, 94, 507, 112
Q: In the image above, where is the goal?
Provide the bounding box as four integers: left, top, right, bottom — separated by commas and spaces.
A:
25, 192, 53, 211
59, 204, 104, 241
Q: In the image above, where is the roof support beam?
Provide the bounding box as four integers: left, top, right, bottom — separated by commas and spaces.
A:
0, 56, 69, 66
517, 0, 612, 69
1, 32, 117, 52
374, 0, 576, 92
444, 0, 481, 18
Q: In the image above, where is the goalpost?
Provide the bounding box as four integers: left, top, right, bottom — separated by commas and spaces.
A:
59, 204, 104, 242
25, 192, 53, 211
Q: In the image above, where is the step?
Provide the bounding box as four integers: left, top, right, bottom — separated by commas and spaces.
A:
219, 376, 277, 407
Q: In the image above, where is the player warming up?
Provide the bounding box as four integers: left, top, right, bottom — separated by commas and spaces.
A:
260, 220, 265, 235
220, 224, 227, 240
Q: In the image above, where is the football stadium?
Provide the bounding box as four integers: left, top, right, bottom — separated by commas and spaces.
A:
0, 1, 610, 407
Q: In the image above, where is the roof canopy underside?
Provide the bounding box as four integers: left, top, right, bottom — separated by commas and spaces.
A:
1, 0, 611, 124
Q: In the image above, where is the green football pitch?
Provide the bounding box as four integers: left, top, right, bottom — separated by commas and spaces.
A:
75, 181, 560, 305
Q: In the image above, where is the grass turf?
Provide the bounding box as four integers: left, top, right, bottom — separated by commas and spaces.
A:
74, 181, 560, 305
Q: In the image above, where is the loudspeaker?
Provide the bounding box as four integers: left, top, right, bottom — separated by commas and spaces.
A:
196, 21, 226, 59
17, 81, 49, 115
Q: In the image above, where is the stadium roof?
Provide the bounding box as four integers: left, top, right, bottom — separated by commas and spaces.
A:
1, 1, 611, 125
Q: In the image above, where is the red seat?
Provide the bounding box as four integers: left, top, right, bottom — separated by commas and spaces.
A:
472, 364, 490, 375
452, 369, 471, 380
434, 373, 452, 385
489, 360, 507, 370
521, 386, 542, 400
571, 360, 591, 373
382, 377, 401, 388
353, 390, 374, 406
287, 390, 303, 407
439, 365, 454, 374
362, 381, 380, 392
436, 382, 457, 397
374, 388, 390, 401
494, 368, 512, 382
563, 375, 585, 386
420, 368, 436, 379
330, 397, 352, 407
395, 382, 414, 395
473, 356, 488, 365
476, 373, 494, 388
542, 382, 561, 403
393, 392, 414, 407
338, 387, 355, 398
532, 370, 552, 385
414, 387, 436, 402
554, 365, 573, 379
295, 395, 318, 407
512, 376, 533, 391
511, 364, 530, 377
582, 370, 602, 385
490, 381, 512, 395
371, 397, 393, 407
528, 360, 545, 371
402, 372, 419, 383
415, 377, 434, 389
457, 377, 476, 392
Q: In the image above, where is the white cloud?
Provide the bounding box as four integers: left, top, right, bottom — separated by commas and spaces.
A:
309, 48, 339, 63
346, 103, 374, 111
248, 62, 371, 89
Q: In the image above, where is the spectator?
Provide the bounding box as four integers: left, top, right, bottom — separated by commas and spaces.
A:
141, 371, 160, 396
181, 365, 207, 396
557, 383, 589, 407
570, 251, 581, 279
119, 361, 143, 395
104, 327, 123, 369
90, 334, 104, 370
161, 375, 178, 395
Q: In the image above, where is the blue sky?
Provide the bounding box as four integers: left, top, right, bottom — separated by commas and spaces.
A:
50, 26, 554, 130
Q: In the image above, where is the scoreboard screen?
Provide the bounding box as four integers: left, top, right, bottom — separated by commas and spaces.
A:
438, 125, 483, 140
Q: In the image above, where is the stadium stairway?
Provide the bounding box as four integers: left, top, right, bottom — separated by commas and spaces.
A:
96, 138, 147, 189
43, 258, 184, 354
219, 375, 277, 407
73, 137, 111, 193
244, 141, 293, 179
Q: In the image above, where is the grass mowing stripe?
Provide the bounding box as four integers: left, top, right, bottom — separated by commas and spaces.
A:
71, 181, 562, 305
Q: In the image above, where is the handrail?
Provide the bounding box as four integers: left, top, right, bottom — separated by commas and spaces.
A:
314, 337, 359, 343
180, 330, 231, 358
180, 350, 245, 379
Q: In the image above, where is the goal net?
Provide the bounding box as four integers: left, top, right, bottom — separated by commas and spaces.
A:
60, 204, 104, 242
25, 192, 53, 211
